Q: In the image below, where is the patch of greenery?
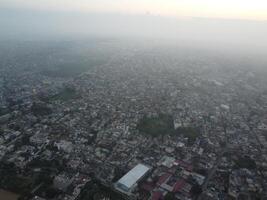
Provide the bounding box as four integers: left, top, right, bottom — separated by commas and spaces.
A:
137, 114, 199, 144
234, 156, 257, 170
31, 102, 52, 116
0, 107, 9, 116
42, 59, 104, 78
137, 114, 175, 137
0, 163, 33, 195
79, 178, 125, 200
175, 127, 199, 145
49, 87, 78, 102
164, 192, 176, 200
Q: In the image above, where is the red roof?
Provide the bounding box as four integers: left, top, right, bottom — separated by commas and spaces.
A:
168, 166, 177, 174
152, 191, 163, 200
157, 173, 171, 185
174, 160, 193, 171
174, 160, 188, 167
186, 165, 193, 171
173, 179, 186, 192
141, 182, 155, 191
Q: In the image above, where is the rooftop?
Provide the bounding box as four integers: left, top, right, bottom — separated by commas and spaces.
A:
117, 164, 150, 191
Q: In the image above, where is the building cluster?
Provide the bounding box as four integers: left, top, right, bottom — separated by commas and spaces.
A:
0, 42, 267, 200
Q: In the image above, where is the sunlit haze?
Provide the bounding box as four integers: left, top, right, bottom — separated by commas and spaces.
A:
1, 0, 267, 20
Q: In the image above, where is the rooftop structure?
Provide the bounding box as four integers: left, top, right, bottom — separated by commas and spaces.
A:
115, 164, 151, 194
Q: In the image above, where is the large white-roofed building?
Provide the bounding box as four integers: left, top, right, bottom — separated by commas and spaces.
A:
115, 164, 151, 194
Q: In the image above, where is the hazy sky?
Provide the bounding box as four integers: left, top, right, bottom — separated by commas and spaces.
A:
1, 0, 267, 20
1, 0, 267, 57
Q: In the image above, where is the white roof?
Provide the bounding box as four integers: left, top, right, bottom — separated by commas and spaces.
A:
117, 164, 150, 190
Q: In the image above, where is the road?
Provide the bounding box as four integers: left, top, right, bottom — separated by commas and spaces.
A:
197, 148, 227, 200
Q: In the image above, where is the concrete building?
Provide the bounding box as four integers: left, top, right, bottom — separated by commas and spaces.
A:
115, 164, 151, 194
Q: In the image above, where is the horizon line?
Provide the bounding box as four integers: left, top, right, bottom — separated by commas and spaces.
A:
1, 5, 267, 22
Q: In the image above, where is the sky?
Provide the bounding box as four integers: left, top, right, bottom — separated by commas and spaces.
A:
1, 0, 267, 56
1, 0, 267, 20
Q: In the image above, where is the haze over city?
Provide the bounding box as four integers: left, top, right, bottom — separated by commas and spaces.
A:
0, 1, 267, 200
1, 0, 267, 54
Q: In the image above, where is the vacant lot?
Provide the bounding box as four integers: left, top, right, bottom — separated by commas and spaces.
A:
0, 190, 19, 200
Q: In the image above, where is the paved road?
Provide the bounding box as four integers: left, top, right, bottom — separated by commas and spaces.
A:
197, 148, 227, 200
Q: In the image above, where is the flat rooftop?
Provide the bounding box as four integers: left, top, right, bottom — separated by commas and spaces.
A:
117, 164, 150, 191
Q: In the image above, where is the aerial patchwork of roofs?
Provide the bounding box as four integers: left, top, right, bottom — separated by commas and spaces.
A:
0, 40, 267, 200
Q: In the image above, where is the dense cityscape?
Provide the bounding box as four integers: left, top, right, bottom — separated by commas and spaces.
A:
0, 40, 267, 200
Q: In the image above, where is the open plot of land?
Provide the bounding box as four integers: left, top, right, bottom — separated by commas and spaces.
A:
0, 190, 19, 200
137, 114, 199, 144
137, 114, 175, 137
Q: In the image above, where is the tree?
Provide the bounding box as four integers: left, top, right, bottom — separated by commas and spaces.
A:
191, 184, 202, 197
164, 192, 176, 200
